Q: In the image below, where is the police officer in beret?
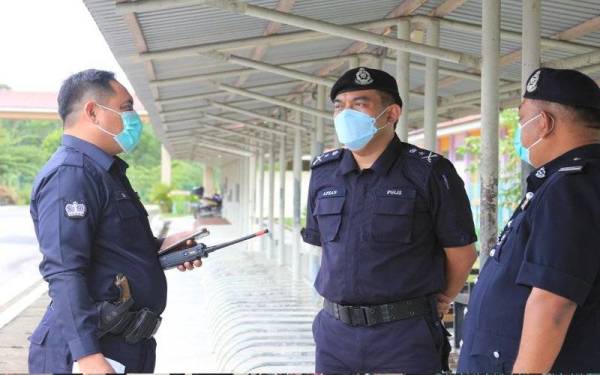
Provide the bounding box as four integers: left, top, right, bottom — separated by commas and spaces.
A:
27, 69, 201, 373
301, 67, 478, 373
457, 67, 600, 373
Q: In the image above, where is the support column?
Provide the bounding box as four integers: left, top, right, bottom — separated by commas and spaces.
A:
315, 85, 326, 154
521, 0, 541, 191
278, 135, 286, 266
424, 20, 440, 151
248, 151, 257, 229
480, 0, 501, 267
292, 126, 302, 280
257, 149, 265, 250
161, 146, 171, 185
396, 20, 411, 142
204, 166, 215, 196
268, 138, 276, 259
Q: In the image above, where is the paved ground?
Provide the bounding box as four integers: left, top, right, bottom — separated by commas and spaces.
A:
0, 209, 458, 372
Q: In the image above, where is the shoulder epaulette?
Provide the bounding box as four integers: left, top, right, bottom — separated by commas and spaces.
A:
311, 148, 344, 169
404, 144, 442, 166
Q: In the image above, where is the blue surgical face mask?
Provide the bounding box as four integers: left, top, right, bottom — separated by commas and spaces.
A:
514, 113, 543, 165
95, 104, 143, 153
334, 106, 391, 151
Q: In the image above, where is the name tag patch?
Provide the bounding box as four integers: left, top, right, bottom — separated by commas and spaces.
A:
319, 187, 345, 198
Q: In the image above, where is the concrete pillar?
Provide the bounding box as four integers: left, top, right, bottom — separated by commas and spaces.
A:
396, 20, 411, 142
480, 0, 501, 267
248, 151, 257, 228
257, 149, 265, 250
160, 145, 171, 185
521, 0, 541, 190
292, 127, 302, 280
315, 85, 326, 154
424, 19, 440, 151
278, 135, 286, 266
268, 139, 276, 259
204, 166, 215, 196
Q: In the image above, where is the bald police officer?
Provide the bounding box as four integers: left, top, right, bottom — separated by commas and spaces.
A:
301, 67, 478, 373
457, 68, 600, 373
28, 70, 201, 373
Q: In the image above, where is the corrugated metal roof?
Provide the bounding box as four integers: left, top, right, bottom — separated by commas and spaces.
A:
83, 0, 600, 160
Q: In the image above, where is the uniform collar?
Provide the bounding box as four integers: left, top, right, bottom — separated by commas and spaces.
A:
527, 143, 600, 191
337, 135, 403, 176
62, 134, 116, 171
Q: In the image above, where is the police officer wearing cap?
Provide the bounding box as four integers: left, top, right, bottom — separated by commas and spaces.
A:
301, 67, 478, 373
28, 69, 201, 373
457, 68, 600, 373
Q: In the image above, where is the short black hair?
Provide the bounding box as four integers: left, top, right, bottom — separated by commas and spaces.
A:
570, 105, 600, 129
57, 69, 116, 123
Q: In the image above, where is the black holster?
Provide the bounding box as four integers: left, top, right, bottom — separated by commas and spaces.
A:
97, 300, 161, 344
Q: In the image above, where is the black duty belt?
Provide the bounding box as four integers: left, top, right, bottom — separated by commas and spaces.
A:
323, 297, 431, 327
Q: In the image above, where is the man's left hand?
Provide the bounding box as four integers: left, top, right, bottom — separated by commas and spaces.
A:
159, 233, 203, 272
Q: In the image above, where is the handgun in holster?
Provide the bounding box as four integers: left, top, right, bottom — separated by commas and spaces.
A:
97, 273, 161, 344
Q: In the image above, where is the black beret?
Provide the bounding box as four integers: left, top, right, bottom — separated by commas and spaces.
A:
523, 67, 600, 110
330, 67, 403, 107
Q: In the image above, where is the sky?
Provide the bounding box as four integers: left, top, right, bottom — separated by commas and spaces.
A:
0, 0, 133, 92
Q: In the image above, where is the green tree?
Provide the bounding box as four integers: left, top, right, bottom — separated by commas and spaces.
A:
457, 108, 522, 212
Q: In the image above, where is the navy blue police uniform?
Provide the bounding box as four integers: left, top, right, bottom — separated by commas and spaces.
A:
302, 125, 477, 371
28, 135, 167, 373
458, 68, 600, 373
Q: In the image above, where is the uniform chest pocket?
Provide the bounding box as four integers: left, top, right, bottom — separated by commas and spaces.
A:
371, 188, 416, 244
115, 191, 146, 219
314, 189, 345, 243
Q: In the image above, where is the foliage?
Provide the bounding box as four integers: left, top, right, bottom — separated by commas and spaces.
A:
149, 183, 172, 213
0, 118, 205, 205
456, 108, 522, 211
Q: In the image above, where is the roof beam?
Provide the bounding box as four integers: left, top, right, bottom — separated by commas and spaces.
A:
202, 51, 336, 86
208, 100, 318, 130
214, 82, 331, 120
163, 110, 288, 136
150, 54, 356, 87
117, 0, 480, 68
133, 17, 418, 62
156, 80, 299, 106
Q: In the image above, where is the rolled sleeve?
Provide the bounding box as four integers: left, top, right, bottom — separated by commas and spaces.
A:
34, 166, 104, 360
429, 159, 477, 247
516, 175, 600, 305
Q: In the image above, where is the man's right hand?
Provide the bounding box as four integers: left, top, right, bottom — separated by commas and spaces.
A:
77, 353, 115, 373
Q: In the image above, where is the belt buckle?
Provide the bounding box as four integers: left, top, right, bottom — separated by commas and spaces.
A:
350, 306, 377, 327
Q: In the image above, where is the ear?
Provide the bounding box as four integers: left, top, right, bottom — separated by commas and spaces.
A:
540, 111, 556, 136
83, 101, 98, 124
387, 104, 401, 125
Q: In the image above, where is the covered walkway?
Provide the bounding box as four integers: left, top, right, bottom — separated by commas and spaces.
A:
79, 0, 600, 369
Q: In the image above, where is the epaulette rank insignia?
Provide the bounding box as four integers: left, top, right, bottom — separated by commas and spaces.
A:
311, 149, 344, 169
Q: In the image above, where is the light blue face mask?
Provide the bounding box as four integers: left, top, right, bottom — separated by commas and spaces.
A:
334, 107, 391, 151
95, 104, 143, 153
513, 113, 542, 165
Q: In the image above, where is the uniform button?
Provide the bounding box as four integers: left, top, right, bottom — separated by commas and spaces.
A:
490, 249, 496, 257
493, 351, 500, 359
464, 307, 468, 316
459, 339, 464, 348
